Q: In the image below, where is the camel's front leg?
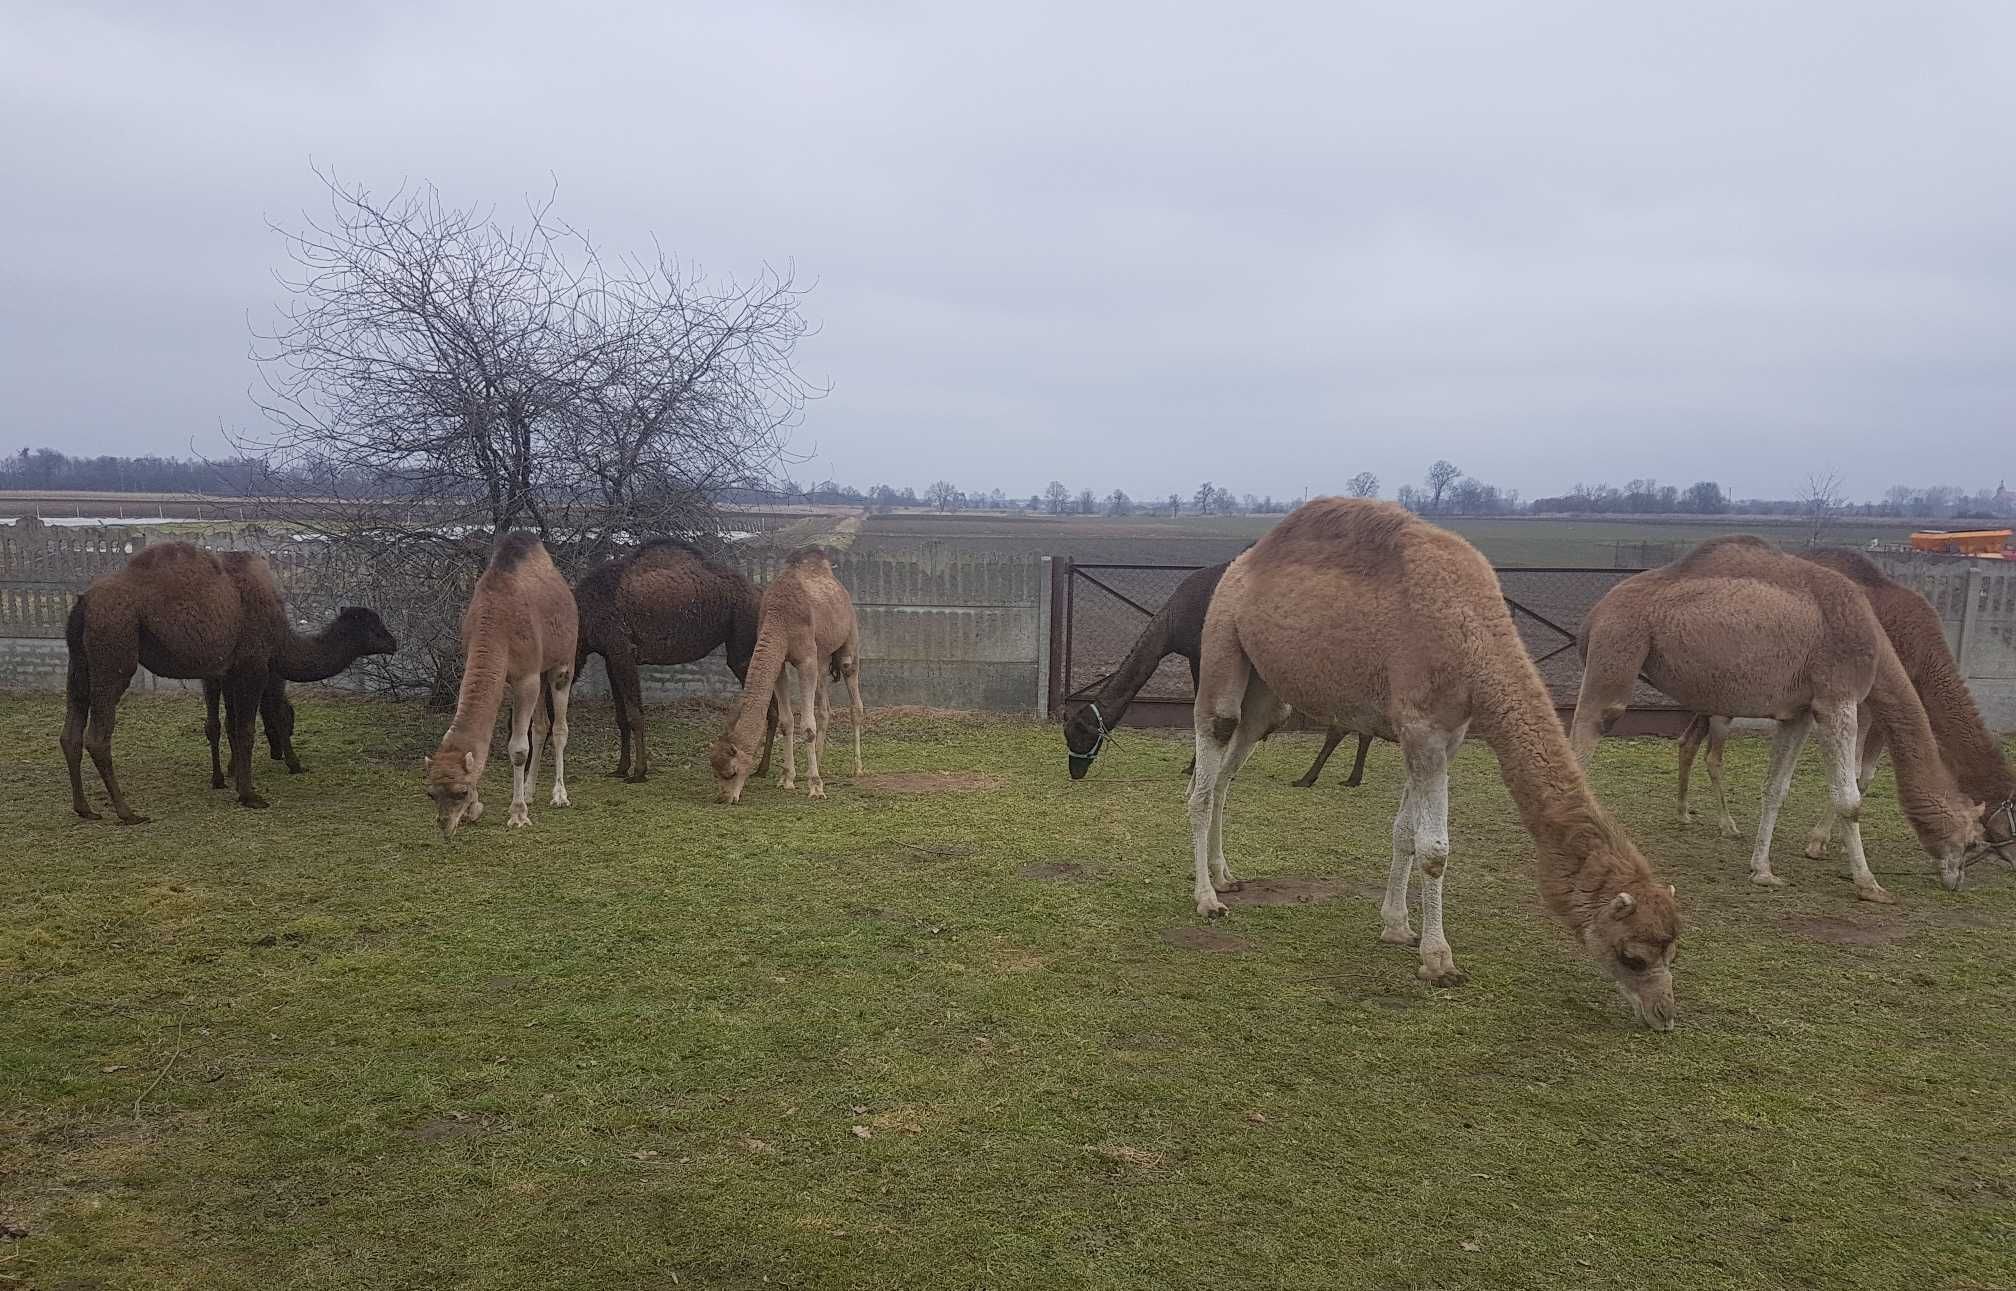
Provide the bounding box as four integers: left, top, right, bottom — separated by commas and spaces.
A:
1405, 734, 1463, 987
1805, 716, 1882, 861
775, 668, 798, 790
546, 666, 572, 808
845, 659, 865, 776
1812, 702, 1893, 903
1750, 713, 1811, 886
1293, 728, 1346, 788
1676, 715, 1705, 824
1706, 717, 1739, 838
507, 674, 541, 827
799, 659, 824, 798
204, 681, 226, 789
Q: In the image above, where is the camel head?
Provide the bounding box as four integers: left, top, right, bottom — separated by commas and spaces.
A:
1907, 796, 1986, 891
1580, 884, 1681, 1031
1062, 703, 1108, 779
333, 606, 399, 658
709, 736, 754, 803
424, 747, 487, 836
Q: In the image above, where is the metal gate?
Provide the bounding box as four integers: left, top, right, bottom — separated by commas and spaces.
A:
1048, 559, 1683, 731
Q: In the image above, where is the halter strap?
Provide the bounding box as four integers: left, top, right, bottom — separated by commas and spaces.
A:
1070, 702, 1113, 764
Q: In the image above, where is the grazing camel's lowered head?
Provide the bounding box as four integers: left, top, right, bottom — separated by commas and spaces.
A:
708, 736, 758, 804
423, 747, 487, 836
1576, 877, 1683, 1031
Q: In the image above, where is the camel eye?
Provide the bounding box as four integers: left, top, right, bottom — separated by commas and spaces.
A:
1618, 953, 1648, 973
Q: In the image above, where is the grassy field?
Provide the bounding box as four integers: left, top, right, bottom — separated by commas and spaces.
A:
4, 693, 2013, 1290
858, 512, 1926, 568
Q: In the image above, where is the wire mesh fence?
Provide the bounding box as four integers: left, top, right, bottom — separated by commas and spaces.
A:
1061, 562, 1677, 711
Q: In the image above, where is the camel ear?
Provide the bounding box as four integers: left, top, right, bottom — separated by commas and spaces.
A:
1608, 891, 1636, 917
420, 756, 429, 771
1975, 801, 1989, 821
463, 750, 477, 773
1666, 884, 1677, 898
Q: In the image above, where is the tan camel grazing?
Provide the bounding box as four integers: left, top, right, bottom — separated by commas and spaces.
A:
575, 539, 776, 782
708, 547, 863, 804
424, 533, 579, 836
1191, 499, 1682, 1029
1571, 537, 1983, 901
62, 543, 289, 823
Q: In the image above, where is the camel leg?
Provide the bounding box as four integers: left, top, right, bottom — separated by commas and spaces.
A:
754, 695, 778, 779
1676, 714, 1705, 824
506, 673, 540, 828
1188, 669, 1278, 916
775, 669, 798, 790
799, 659, 824, 799
222, 671, 267, 809
1568, 621, 1646, 768
845, 657, 865, 776
62, 688, 98, 820
1343, 732, 1370, 787
1380, 780, 1419, 947
1810, 702, 1893, 903
1749, 712, 1811, 888
1706, 717, 1739, 837
1293, 728, 1346, 788
547, 666, 572, 808
204, 679, 227, 789
1805, 714, 1883, 861
1404, 727, 1464, 987
264, 677, 302, 773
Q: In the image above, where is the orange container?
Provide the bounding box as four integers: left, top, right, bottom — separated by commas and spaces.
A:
1910, 529, 2012, 556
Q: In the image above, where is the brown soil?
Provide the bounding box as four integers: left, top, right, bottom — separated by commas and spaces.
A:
1778, 913, 1913, 946
409, 1116, 483, 1143
853, 772, 1005, 794
1160, 927, 1253, 953
1218, 876, 1357, 907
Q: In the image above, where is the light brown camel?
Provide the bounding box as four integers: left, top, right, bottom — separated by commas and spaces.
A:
1190, 499, 1681, 1029
62, 543, 288, 823
424, 533, 579, 835
201, 605, 397, 788
709, 547, 863, 804
1675, 713, 1738, 837
1570, 537, 1983, 901
1678, 548, 2016, 864
575, 539, 776, 782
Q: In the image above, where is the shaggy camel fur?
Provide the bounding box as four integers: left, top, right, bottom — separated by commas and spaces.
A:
709, 548, 863, 804
1676, 548, 2016, 861
201, 605, 397, 787
1063, 558, 1373, 786
63, 543, 288, 822
1192, 499, 1681, 1029
1571, 537, 1982, 900
424, 533, 579, 835
575, 539, 775, 782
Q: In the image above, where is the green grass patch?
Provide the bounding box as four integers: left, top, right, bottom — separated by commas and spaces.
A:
3, 694, 2012, 1289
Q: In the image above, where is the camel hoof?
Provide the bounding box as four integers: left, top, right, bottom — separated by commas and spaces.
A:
75, 808, 102, 822
239, 796, 269, 810
1750, 873, 1789, 889
286, 763, 306, 775
1418, 955, 1467, 988
507, 806, 531, 828
550, 787, 571, 808
1379, 926, 1420, 947
1214, 878, 1245, 894
608, 768, 630, 779
210, 776, 227, 790
1678, 809, 1693, 825
808, 782, 826, 800
1291, 777, 1317, 789
1803, 840, 1830, 861
623, 772, 648, 784
116, 814, 151, 827
1196, 894, 1228, 918
1855, 884, 1898, 905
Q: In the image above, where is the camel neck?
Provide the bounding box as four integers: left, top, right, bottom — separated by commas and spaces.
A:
443, 643, 508, 757
1087, 613, 1176, 725
1473, 651, 1647, 927
274, 624, 357, 683
1866, 640, 1974, 840
729, 612, 789, 752
1910, 645, 2016, 806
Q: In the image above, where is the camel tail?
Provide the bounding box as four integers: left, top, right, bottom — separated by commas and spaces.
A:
64, 594, 90, 707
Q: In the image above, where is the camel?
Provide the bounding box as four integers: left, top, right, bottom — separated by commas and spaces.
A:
200, 606, 397, 788
1675, 713, 1738, 837
1190, 499, 1681, 1029
62, 543, 289, 823
424, 532, 579, 835
575, 539, 776, 782
709, 547, 863, 804
1570, 537, 1983, 901
1674, 547, 2016, 863
1064, 558, 1374, 786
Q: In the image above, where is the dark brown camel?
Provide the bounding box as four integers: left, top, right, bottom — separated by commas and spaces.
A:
200, 606, 398, 788
1062, 558, 1374, 785
63, 544, 288, 822
575, 539, 777, 782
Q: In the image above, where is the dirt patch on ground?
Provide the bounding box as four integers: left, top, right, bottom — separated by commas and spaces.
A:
853, 771, 1006, 794
1020, 861, 1095, 882
1161, 927, 1253, 953
1218, 877, 1356, 907
1778, 913, 1913, 946
409, 1116, 484, 1143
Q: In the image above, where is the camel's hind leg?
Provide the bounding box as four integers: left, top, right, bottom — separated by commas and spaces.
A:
546, 665, 573, 808
1749, 713, 1812, 887
62, 688, 98, 820
1676, 714, 1706, 824
842, 648, 865, 776
1293, 728, 1346, 788
1810, 702, 1893, 903
1705, 717, 1739, 837
221, 671, 268, 810
506, 673, 541, 828
1343, 732, 1370, 787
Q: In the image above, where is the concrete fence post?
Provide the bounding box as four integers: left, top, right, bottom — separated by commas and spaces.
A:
1035, 556, 1052, 718
1957, 561, 1985, 674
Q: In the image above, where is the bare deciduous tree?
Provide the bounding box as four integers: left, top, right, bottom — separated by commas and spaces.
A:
235, 169, 818, 701
926, 480, 959, 511
1425, 460, 1462, 512
1346, 471, 1379, 499
1801, 470, 1846, 546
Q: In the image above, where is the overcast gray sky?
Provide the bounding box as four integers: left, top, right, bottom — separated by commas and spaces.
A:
5, 1, 2013, 502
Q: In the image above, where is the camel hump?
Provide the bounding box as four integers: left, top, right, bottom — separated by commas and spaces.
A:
489, 530, 545, 573
783, 545, 831, 569
635, 537, 711, 564
122, 541, 224, 578
1800, 546, 1890, 587
1667, 534, 1774, 572
1249, 497, 1416, 572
